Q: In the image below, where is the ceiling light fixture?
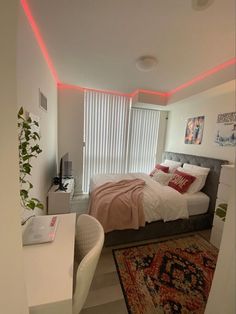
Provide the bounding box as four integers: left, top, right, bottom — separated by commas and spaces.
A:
136, 56, 158, 72
192, 0, 214, 11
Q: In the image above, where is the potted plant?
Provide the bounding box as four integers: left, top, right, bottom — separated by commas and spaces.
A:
18, 107, 44, 210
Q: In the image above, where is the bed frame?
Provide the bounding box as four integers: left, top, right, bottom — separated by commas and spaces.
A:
104, 151, 227, 246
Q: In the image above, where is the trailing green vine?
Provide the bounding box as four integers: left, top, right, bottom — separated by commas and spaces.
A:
18, 107, 44, 210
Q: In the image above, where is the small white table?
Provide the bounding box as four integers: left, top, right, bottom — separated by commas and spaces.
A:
23, 213, 76, 314
48, 178, 75, 214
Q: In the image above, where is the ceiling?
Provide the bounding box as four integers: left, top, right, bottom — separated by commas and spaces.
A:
26, 0, 235, 95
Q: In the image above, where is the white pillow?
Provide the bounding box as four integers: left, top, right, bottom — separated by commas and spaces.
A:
161, 159, 182, 173
183, 163, 210, 175
152, 171, 173, 185
179, 165, 210, 193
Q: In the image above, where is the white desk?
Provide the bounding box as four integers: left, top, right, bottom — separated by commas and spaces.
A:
23, 213, 76, 314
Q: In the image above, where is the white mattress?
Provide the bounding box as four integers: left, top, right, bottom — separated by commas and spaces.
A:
183, 192, 210, 216
90, 174, 209, 223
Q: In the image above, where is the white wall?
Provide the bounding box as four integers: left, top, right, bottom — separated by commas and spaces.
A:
0, 1, 28, 313
156, 111, 168, 163
58, 88, 84, 192
165, 80, 235, 162
165, 80, 236, 313
17, 6, 58, 215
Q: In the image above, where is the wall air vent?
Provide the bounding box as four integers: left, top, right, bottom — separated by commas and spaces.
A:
192, 0, 214, 10
39, 89, 47, 111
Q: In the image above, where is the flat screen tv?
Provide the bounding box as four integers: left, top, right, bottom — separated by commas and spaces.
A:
57, 153, 72, 191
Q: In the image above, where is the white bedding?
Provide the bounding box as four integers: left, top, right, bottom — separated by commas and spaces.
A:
90, 173, 189, 223
183, 192, 209, 216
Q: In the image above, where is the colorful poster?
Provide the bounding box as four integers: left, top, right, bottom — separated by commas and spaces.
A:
215, 112, 236, 146
185, 116, 204, 145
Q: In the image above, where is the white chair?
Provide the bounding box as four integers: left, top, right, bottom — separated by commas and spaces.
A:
73, 214, 104, 314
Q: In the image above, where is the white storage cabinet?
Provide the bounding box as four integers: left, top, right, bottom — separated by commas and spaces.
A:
210, 164, 234, 249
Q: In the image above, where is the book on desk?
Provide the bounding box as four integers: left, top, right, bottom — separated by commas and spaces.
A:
22, 215, 59, 246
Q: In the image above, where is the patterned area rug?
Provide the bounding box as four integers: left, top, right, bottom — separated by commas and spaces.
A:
113, 235, 218, 314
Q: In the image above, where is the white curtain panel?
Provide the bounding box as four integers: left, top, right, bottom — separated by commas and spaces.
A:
127, 108, 160, 174
83, 91, 130, 193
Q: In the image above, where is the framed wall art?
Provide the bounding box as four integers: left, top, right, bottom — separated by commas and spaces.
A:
215, 112, 236, 146
184, 116, 205, 145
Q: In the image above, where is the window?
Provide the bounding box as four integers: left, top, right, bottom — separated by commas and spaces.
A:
128, 108, 160, 173
83, 91, 130, 192
83, 91, 160, 193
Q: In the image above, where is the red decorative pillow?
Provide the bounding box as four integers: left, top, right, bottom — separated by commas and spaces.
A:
156, 164, 169, 173
150, 164, 169, 177
168, 169, 196, 193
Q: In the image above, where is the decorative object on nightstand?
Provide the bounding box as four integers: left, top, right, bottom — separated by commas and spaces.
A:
210, 164, 234, 249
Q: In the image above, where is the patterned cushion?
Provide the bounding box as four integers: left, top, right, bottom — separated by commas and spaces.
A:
150, 164, 169, 177
161, 159, 182, 173
152, 171, 173, 185
168, 169, 196, 193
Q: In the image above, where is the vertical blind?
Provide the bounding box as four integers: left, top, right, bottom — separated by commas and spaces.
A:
128, 108, 160, 173
83, 91, 130, 192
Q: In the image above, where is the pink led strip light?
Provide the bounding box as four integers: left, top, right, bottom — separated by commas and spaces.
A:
21, 0, 60, 83
21, 0, 236, 97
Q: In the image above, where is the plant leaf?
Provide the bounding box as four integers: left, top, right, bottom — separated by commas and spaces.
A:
23, 164, 31, 174
18, 107, 23, 116
23, 122, 30, 129
215, 207, 226, 219
36, 203, 44, 209
31, 197, 39, 201
27, 201, 35, 210
217, 203, 227, 211
33, 132, 40, 139
20, 189, 28, 199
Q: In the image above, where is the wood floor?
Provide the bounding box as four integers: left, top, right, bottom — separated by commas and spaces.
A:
80, 229, 212, 314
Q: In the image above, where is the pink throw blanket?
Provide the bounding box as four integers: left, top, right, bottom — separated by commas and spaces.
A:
89, 179, 145, 233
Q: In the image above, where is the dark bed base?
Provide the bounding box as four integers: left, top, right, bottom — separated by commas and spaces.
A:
105, 213, 212, 246
104, 151, 227, 247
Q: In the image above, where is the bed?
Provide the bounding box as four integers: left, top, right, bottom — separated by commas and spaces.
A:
89, 152, 227, 246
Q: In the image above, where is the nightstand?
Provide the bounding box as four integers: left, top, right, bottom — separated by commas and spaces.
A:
48, 178, 75, 214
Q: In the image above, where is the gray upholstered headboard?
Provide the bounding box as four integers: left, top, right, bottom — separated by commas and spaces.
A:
162, 151, 228, 214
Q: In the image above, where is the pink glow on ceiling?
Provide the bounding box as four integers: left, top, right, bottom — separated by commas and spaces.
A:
58, 83, 131, 97
169, 58, 236, 95
58, 84, 168, 98
57, 83, 84, 92
21, 0, 60, 84
22, 1, 235, 98
137, 89, 169, 97
85, 87, 131, 97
